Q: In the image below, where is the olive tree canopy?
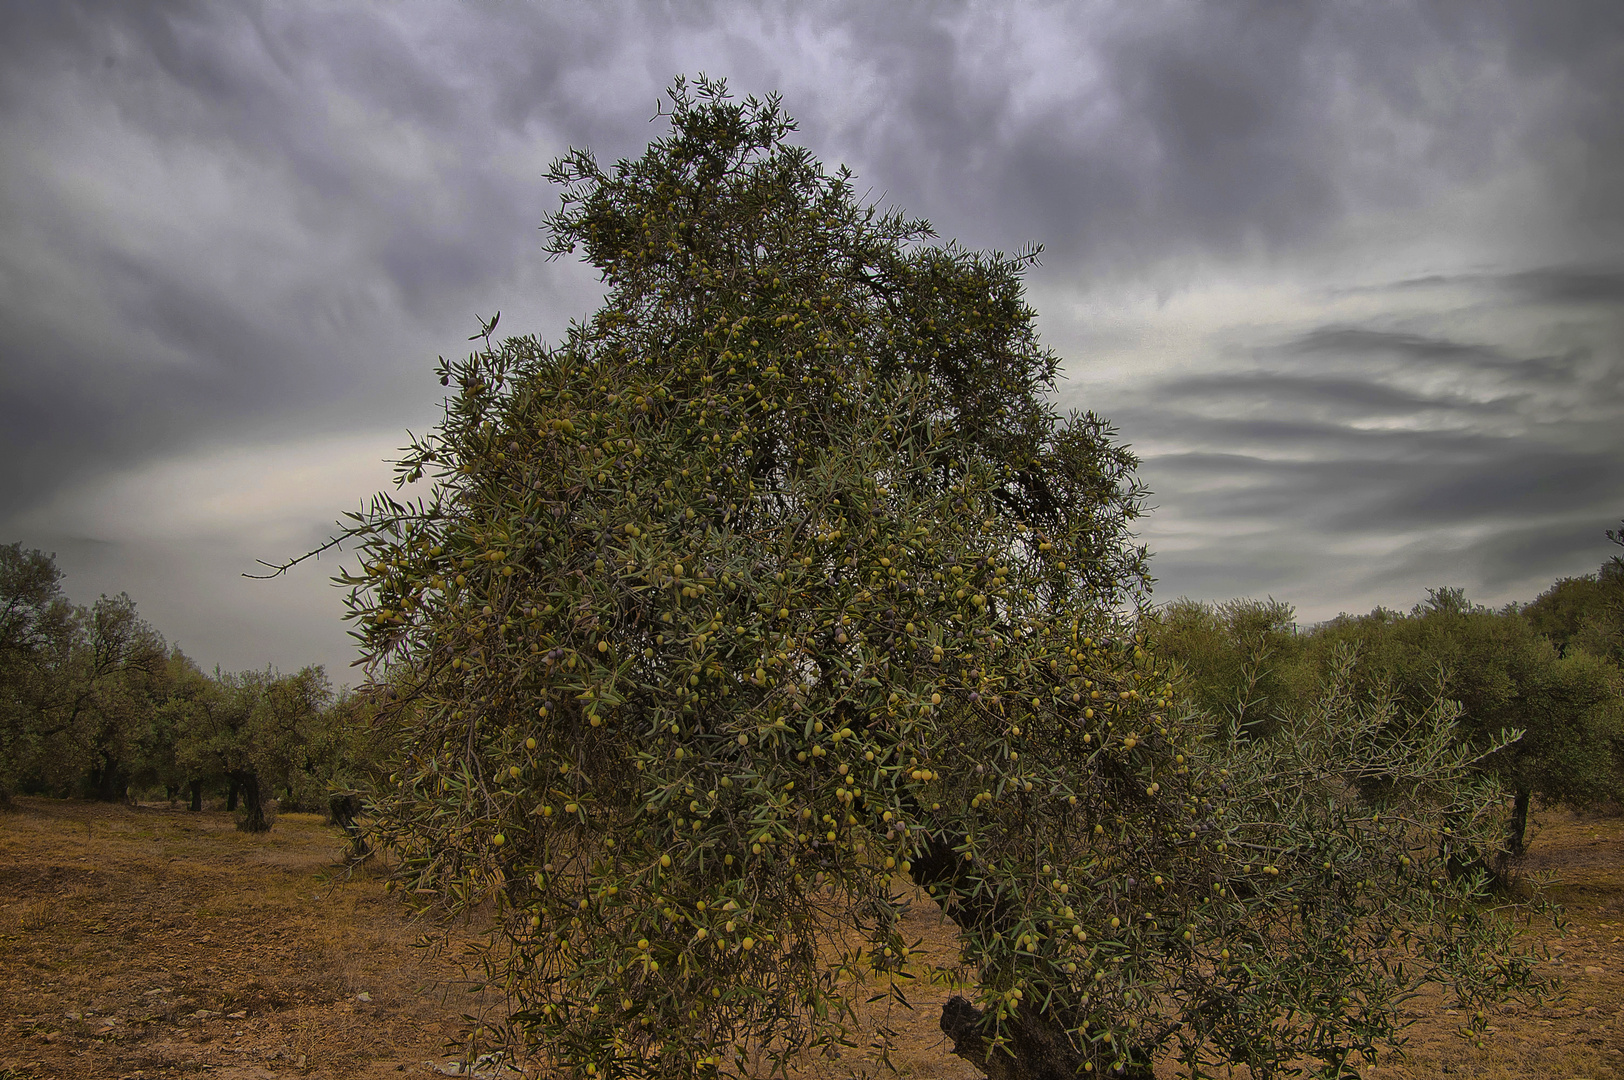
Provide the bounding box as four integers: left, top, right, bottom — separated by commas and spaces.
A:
324, 78, 1543, 1080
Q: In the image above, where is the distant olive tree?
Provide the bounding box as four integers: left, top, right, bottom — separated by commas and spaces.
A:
286, 686, 396, 856
1523, 520, 1624, 666
67, 594, 172, 802
1298, 588, 1624, 857
1142, 598, 1306, 741
0, 543, 76, 805
6, 588, 173, 803
173, 665, 331, 832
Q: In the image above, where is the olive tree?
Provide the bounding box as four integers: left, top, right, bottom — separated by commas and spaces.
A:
1523, 522, 1624, 665
325, 78, 1544, 1079
172, 664, 331, 832
1295, 589, 1624, 857
287, 687, 396, 856
0, 543, 76, 804
68, 594, 172, 801
5, 589, 172, 802
1141, 598, 1307, 741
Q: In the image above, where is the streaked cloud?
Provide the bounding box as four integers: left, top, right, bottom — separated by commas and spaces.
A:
1, 1, 1619, 675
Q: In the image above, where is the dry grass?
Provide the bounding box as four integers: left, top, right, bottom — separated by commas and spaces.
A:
0, 798, 1620, 1079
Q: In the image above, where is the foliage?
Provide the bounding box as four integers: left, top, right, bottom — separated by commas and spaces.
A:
171, 663, 333, 832
281, 686, 395, 815
7, 587, 173, 802
1522, 522, 1624, 665
1293, 588, 1624, 856
1178, 646, 1547, 1071
1142, 598, 1306, 740
325, 78, 1548, 1079
1, 546, 194, 804
60, 594, 173, 801
1, 542, 367, 823
0, 543, 77, 803
1509, 650, 1624, 812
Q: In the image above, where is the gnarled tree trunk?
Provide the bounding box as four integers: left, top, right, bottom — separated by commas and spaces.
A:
912, 836, 1156, 1080
231, 770, 270, 833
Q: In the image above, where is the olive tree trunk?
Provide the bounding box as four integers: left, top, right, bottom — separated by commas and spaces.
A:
328, 792, 369, 858
230, 770, 270, 833
913, 837, 1156, 1080
1506, 787, 1532, 858
87, 758, 130, 803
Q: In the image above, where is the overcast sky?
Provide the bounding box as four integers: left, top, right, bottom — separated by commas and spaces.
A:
3, 1, 1621, 682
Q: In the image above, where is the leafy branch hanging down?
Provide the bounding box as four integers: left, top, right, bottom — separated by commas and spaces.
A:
332, 75, 1549, 1080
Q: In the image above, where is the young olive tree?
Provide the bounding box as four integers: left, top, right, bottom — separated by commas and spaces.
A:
327, 79, 1543, 1079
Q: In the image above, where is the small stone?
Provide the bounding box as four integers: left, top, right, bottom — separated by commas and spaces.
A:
355, 991, 372, 1002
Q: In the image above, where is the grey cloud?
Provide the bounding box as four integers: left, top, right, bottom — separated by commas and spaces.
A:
1472, 518, 1623, 593
1130, 411, 1619, 531
1148, 556, 1322, 610
782, 1, 1624, 282
804, 2, 1340, 266
1143, 453, 1433, 527
1269, 326, 1610, 395
0, 3, 611, 524
1142, 441, 1622, 619
1153, 373, 1524, 419
1503, 267, 1624, 306
1339, 450, 1621, 529
1350, 513, 1621, 610
1121, 408, 1538, 466
1343, 265, 1624, 308
2, 0, 1621, 675
1123, 289, 1622, 602
1286, 328, 1518, 369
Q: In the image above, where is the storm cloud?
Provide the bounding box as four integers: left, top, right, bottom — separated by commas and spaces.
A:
2, 0, 1620, 676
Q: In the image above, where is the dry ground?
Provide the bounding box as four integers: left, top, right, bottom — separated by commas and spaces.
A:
0, 798, 1620, 1080
1354, 810, 1624, 1080
0, 798, 498, 1080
